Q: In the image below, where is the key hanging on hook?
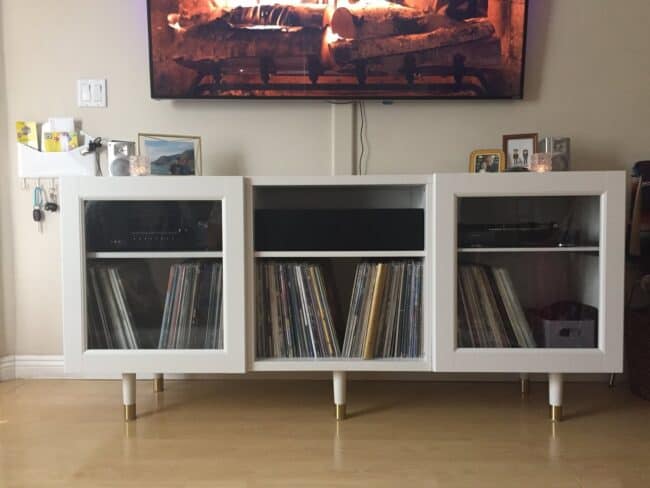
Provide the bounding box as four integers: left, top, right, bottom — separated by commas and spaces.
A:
44, 183, 59, 213
33, 185, 44, 233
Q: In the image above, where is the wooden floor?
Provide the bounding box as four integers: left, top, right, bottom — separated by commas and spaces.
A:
1, 380, 649, 487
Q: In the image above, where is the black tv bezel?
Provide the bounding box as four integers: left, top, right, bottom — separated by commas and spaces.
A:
146, 0, 529, 101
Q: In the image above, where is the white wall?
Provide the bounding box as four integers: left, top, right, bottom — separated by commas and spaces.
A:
0, 1, 14, 357
1, 0, 649, 356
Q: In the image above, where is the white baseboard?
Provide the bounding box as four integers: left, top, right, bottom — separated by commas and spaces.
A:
0, 356, 15, 381
15, 355, 64, 379
0, 355, 615, 383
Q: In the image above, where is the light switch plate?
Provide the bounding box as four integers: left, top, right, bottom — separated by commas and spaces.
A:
78, 79, 107, 108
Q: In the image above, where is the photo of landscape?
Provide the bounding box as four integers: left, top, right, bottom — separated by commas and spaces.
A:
142, 137, 198, 175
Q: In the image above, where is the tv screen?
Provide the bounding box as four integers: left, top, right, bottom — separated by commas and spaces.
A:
147, 0, 528, 99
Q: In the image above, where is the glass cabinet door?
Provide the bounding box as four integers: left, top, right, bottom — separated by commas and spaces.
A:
434, 173, 625, 373
456, 196, 600, 350
61, 177, 245, 374
84, 201, 224, 351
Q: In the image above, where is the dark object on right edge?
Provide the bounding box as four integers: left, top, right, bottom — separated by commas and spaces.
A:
626, 276, 650, 400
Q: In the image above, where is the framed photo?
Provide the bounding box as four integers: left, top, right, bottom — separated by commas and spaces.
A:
540, 136, 571, 171
469, 149, 505, 173
502, 133, 538, 170
138, 133, 202, 175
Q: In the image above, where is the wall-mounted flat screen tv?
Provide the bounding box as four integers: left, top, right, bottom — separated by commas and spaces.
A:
148, 0, 528, 99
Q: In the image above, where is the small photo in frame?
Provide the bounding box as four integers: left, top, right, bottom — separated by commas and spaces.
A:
469, 149, 505, 173
138, 133, 202, 175
503, 133, 538, 170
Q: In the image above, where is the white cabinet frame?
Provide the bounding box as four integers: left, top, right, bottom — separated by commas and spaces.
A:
61, 177, 246, 374
246, 175, 433, 372
434, 172, 626, 373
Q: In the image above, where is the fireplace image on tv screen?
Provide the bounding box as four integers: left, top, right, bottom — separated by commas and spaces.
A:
148, 0, 527, 99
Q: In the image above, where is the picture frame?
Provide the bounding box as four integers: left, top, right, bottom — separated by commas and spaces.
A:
137, 133, 202, 176
469, 149, 506, 173
540, 136, 571, 171
502, 133, 538, 170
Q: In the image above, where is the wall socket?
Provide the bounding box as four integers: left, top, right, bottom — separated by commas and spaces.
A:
78, 79, 107, 108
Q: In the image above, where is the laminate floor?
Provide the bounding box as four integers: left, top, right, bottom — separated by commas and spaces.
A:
1, 379, 649, 487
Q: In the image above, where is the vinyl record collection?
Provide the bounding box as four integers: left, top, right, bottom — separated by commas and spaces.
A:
88, 262, 223, 350
88, 266, 139, 349
256, 260, 423, 359
457, 264, 536, 348
342, 261, 422, 358
159, 263, 224, 349
256, 262, 340, 358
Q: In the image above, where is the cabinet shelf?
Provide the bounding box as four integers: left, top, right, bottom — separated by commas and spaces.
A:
457, 246, 599, 253
87, 251, 223, 259
254, 250, 425, 258
252, 358, 429, 372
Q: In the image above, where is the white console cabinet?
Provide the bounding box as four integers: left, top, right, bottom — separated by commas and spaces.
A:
61, 177, 246, 418
60, 172, 625, 422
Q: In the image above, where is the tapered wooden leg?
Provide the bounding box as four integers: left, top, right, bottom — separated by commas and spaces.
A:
153, 373, 164, 393
122, 373, 136, 422
548, 373, 563, 422
333, 371, 347, 421
520, 373, 530, 397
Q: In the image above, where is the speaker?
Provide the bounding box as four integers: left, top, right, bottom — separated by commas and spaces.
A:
107, 141, 136, 176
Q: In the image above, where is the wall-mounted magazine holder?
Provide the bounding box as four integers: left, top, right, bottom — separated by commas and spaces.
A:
17, 131, 96, 178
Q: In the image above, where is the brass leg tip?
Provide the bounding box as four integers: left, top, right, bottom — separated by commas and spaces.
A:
335, 404, 346, 421
550, 405, 562, 422
124, 404, 136, 422
153, 377, 164, 393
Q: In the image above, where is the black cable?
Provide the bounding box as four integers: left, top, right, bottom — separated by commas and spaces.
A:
327, 100, 367, 174
83, 137, 104, 176
360, 101, 369, 174
358, 101, 365, 175
95, 151, 103, 177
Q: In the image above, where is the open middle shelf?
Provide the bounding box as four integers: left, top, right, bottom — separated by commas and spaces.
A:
251, 181, 430, 371
254, 258, 424, 360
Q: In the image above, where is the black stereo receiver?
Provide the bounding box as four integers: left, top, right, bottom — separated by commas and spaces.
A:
85, 201, 222, 252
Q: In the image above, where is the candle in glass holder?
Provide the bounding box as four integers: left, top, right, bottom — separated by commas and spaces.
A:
129, 155, 150, 176
529, 153, 553, 173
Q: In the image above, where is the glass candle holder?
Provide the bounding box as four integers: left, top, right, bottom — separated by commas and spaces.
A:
529, 153, 553, 173
129, 155, 151, 176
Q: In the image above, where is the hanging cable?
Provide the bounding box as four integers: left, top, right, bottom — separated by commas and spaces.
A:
82, 137, 104, 176
357, 101, 369, 175
358, 101, 365, 175
327, 100, 367, 175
